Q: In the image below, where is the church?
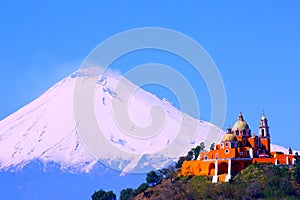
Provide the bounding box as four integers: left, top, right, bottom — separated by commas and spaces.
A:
181, 113, 299, 183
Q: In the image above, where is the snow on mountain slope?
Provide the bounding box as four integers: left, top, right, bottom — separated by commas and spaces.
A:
0, 68, 225, 173
0, 71, 95, 172
271, 144, 300, 155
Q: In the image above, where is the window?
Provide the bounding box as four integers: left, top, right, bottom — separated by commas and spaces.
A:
243, 139, 246, 146
225, 142, 229, 147
216, 153, 219, 159
231, 142, 235, 148
246, 150, 249, 156
261, 129, 265, 136
204, 156, 208, 160
225, 149, 229, 154
240, 152, 244, 156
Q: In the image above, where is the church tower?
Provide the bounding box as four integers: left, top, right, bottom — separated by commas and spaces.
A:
259, 113, 269, 137
259, 113, 270, 152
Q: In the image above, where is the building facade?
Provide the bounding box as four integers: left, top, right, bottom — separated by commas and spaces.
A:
181, 113, 299, 183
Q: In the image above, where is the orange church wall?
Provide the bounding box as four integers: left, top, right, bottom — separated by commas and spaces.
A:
200, 148, 237, 160
273, 154, 297, 165
181, 159, 254, 177
253, 158, 275, 164
181, 160, 211, 176
181, 154, 299, 178
181, 155, 299, 179
260, 138, 271, 152
253, 154, 298, 165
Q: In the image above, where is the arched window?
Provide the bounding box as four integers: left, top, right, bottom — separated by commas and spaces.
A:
246, 150, 250, 156
243, 130, 246, 136
261, 129, 265, 136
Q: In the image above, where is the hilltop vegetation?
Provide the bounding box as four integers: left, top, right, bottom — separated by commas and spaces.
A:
132, 161, 300, 200
91, 160, 300, 199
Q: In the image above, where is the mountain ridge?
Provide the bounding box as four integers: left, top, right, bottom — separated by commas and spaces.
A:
0, 68, 225, 174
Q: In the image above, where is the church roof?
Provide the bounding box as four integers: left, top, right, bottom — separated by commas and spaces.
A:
232, 113, 250, 132
221, 133, 237, 142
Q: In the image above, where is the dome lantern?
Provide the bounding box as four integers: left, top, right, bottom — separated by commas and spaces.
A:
232, 112, 251, 137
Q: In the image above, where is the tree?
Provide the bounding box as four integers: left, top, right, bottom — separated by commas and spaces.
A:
176, 142, 206, 167
293, 158, 300, 184
185, 150, 194, 161
199, 142, 205, 151
210, 143, 215, 150
193, 146, 201, 160
91, 189, 116, 200
146, 170, 162, 187
175, 156, 186, 168
134, 183, 149, 196
120, 188, 134, 200
191, 142, 205, 160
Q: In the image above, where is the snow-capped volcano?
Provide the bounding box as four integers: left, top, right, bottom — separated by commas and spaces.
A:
0, 67, 225, 173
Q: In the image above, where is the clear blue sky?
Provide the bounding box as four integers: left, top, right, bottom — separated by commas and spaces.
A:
0, 1, 299, 150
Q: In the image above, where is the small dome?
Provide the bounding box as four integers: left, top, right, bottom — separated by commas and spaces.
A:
222, 134, 237, 142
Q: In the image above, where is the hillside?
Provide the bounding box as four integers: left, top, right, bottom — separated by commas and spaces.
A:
133, 162, 300, 200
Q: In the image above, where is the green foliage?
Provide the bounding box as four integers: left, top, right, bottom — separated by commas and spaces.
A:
210, 143, 215, 150
175, 156, 186, 168
146, 170, 162, 187
231, 164, 297, 199
199, 142, 205, 151
134, 183, 148, 195
293, 158, 300, 184
192, 142, 205, 160
176, 142, 206, 168
185, 150, 193, 161
91, 189, 116, 200
159, 166, 177, 179
120, 188, 134, 200
186, 176, 217, 199
191, 147, 200, 160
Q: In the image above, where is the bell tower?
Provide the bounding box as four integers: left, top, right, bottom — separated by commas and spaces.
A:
259, 113, 270, 152
259, 113, 269, 137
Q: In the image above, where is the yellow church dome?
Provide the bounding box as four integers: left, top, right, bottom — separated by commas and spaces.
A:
232, 113, 250, 131
222, 134, 237, 142
232, 121, 249, 131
